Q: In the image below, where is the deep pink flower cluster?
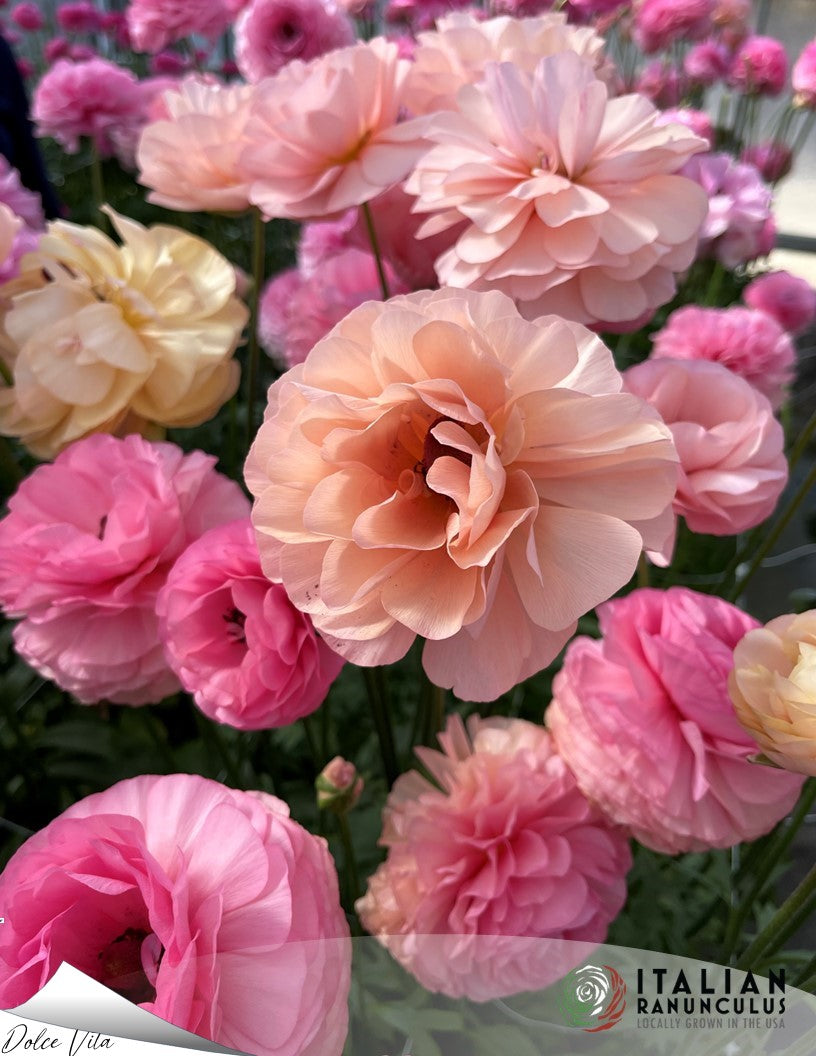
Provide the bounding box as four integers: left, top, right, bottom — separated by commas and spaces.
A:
235, 0, 355, 82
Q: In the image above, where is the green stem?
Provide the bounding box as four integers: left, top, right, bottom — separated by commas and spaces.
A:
338, 812, 361, 903
245, 208, 266, 450
637, 552, 650, 589
727, 459, 816, 602
722, 779, 816, 962
736, 863, 816, 971
89, 142, 106, 221
302, 714, 322, 770
362, 667, 399, 786
430, 682, 447, 739
705, 261, 726, 306
195, 711, 243, 787
361, 202, 390, 300
795, 952, 816, 990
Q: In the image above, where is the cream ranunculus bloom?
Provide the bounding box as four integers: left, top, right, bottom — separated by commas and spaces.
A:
0, 208, 247, 458
729, 610, 816, 776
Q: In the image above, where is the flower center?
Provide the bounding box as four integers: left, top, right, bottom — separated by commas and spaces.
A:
97, 928, 162, 1004
223, 605, 247, 644
421, 416, 481, 476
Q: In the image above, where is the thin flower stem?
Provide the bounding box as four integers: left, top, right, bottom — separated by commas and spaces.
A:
430, 682, 447, 739
302, 714, 322, 769
338, 812, 362, 903
245, 208, 266, 451
794, 951, 816, 990
722, 779, 816, 962
727, 459, 816, 602
361, 201, 390, 300
637, 552, 650, 589
362, 667, 399, 786
89, 142, 106, 221
736, 863, 816, 971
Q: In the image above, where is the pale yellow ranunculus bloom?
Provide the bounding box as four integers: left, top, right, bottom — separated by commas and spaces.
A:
729, 609, 816, 776
0, 207, 247, 458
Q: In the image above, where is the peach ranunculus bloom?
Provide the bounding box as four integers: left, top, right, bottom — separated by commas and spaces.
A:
241, 38, 429, 220
406, 52, 708, 327
0, 208, 247, 458
404, 11, 617, 115
137, 76, 256, 213
246, 288, 679, 702
729, 610, 816, 776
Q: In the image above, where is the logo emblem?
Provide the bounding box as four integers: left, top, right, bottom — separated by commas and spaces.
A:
559, 964, 626, 1032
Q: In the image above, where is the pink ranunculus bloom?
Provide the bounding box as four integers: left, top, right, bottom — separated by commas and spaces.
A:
15, 57, 34, 78
57, 1, 100, 32
235, 0, 355, 83
548, 588, 805, 854
651, 305, 796, 409
728, 34, 788, 96
635, 59, 691, 108
0, 434, 249, 706
149, 49, 189, 74
11, 2, 43, 30
682, 152, 773, 268
0, 774, 350, 1056
258, 247, 408, 367
297, 212, 356, 275
744, 270, 816, 336
127, 0, 230, 53
741, 140, 793, 183
403, 11, 614, 116
625, 357, 787, 535
0, 156, 43, 229
246, 287, 679, 702
633, 0, 715, 54
157, 519, 344, 730
656, 107, 713, 147
407, 52, 708, 327
792, 40, 816, 108
137, 76, 255, 213
684, 39, 731, 86
0, 221, 40, 283
242, 38, 429, 220
357, 715, 631, 1000
564, 0, 628, 24
712, 0, 751, 46
44, 36, 71, 63
32, 58, 144, 155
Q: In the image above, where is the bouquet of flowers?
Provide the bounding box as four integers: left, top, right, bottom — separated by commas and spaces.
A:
1, 0, 815, 1051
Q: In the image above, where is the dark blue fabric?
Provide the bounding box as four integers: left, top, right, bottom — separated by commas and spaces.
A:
0, 34, 61, 218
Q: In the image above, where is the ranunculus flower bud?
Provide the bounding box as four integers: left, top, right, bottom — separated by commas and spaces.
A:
11, 2, 43, 30
730, 610, 816, 776
316, 757, 364, 812
792, 39, 816, 107
744, 269, 816, 335
741, 140, 793, 183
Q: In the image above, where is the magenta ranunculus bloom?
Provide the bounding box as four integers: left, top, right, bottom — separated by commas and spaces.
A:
548, 588, 805, 855
793, 39, 816, 107
651, 304, 796, 409
11, 2, 43, 31
0, 774, 350, 1056
157, 519, 344, 730
684, 39, 730, 86
633, 0, 715, 54
728, 34, 788, 96
357, 715, 631, 1000
235, 0, 355, 82
744, 270, 816, 335
0, 434, 249, 706
683, 152, 773, 268
32, 57, 144, 155
57, 1, 101, 32
127, 0, 231, 53
625, 357, 788, 536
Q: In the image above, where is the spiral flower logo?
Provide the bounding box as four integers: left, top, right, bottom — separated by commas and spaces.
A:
559, 964, 627, 1032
